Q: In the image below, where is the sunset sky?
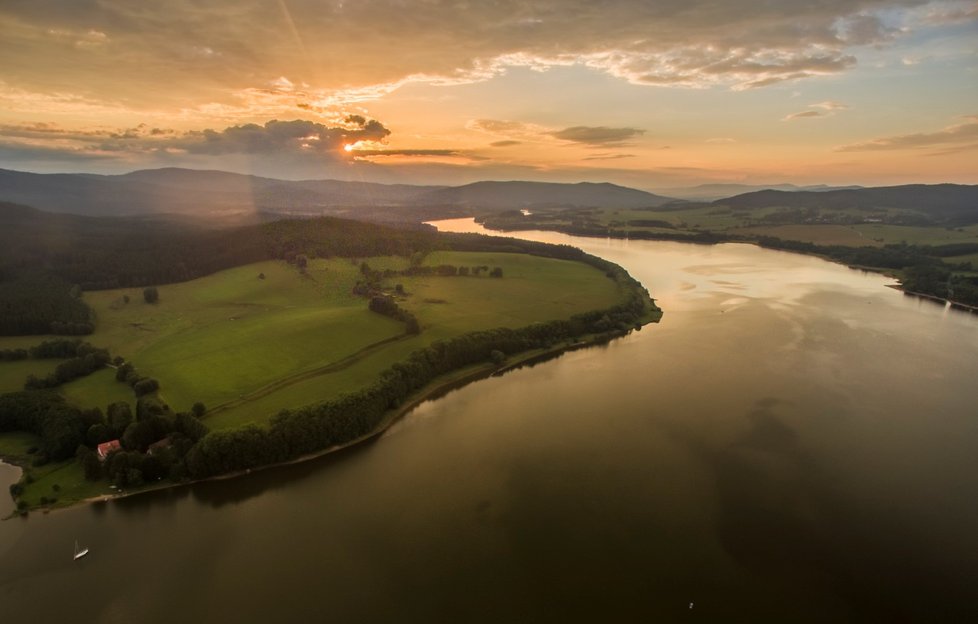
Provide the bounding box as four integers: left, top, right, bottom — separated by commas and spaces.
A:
1, 0, 975, 190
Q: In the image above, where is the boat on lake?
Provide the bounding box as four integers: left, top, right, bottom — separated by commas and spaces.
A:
73, 540, 89, 561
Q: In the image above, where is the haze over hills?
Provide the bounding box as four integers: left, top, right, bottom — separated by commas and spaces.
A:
716, 184, 978, 225
658, 183, 865, 201
421, 180, 673, 209
0, 168, 673, 222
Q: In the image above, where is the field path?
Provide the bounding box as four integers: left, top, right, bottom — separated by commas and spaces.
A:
204, 333, 413, 417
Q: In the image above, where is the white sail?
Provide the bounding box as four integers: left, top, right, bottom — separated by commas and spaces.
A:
73, 540, 89, 560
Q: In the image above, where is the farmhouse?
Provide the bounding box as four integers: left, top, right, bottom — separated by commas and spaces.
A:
97, 439, 122, 461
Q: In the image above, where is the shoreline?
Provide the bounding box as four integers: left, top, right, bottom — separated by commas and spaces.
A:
480, 223, 978, 313
4, 318, 657, 518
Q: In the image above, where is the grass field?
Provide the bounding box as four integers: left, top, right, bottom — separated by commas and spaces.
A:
729, 225, 879, 247
14, 460, 110, 510
71, 259, 407, 413
0, 358, 62, 394
0, 252, 627, 434
0, 431, 41, 461
61, 368, 135, 412
851, 224, 978, 246
397, 251, 622, 337
0, 430, 111, 513
204, 251, 625, 429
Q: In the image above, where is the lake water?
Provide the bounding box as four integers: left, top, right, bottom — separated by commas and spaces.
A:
1, 220, 976, 622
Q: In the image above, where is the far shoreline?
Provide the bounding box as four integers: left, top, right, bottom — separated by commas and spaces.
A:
473, 221, 978, 314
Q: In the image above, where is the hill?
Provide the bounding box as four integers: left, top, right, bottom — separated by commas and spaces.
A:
417, 180, 673, 209
716, 184, 978, 225
0, 168, 674, 222
0, 168, 443, 220
659, 183, 863, 201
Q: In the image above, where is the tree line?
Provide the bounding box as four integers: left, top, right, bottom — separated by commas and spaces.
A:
184, 263, 654, 479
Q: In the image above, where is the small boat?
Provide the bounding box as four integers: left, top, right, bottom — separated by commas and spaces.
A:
73, 540, 89, 561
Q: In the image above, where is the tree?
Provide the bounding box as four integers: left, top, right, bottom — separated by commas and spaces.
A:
133, 377, 160, 397
76, 445, 102, 481
258, 272, 266, 280
107, 401, 133, 436
490, 349, 506, 365
191, 401, 207, 417
143, 286, 159, 304
490, 267, 503, 278
87, 423, 111, 446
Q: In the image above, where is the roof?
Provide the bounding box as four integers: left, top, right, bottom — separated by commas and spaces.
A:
147, 438, 172, 454
97, 439, 122, 458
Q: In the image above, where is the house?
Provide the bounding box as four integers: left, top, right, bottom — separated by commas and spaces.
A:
97, 439, 122, 461
147, 438, 172, 456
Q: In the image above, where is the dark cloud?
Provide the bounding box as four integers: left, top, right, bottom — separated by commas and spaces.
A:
489, 140, 522, 147
581, 153, 636, 161
179, 118, 390, 155
549, 126, 645, 146
0, 117, 393, 161
469, 120, 530, 134
783, 110, 826, 121
352, 148, 464, 157
836, 116, 978, 151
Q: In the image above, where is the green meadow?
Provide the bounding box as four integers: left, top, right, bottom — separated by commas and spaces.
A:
0, 358, 62, 394
206, 251, 624, 429
1, 252, 627, 434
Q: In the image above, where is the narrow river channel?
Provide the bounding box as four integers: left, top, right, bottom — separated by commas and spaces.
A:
2, 219, 976, 623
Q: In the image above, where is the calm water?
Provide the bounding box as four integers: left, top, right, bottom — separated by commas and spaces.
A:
2, 220, 976, 622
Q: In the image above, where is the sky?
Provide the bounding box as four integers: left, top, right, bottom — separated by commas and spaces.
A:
0, 0, 976, 191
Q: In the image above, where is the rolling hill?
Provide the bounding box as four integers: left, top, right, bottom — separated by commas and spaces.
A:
0, 168, 674, 221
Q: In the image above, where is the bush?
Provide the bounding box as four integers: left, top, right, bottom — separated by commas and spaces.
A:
143, 287, 159, 304
133, 378, 160, 397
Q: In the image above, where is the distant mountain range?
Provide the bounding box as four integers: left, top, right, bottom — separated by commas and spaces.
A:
0, 168, 673, 222
657, 183, 864, 201
2, 168, 975, 226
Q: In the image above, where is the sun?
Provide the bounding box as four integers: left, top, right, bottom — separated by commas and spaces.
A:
343, 144, 354, 152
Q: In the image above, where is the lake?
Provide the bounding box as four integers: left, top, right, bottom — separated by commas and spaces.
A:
2, 219, 976, 622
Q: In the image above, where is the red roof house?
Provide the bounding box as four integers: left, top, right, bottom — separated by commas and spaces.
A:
97, 439, 122, 461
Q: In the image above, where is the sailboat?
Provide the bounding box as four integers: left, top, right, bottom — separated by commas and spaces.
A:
73, 540, 89, 561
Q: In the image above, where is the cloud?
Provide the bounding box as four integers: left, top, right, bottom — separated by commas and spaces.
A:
784, 100, 849, 120
0, 117, 393, 161
469, 119, 530, 134
549, 126, 645, 146
351, 148, 464, 157
836, 115, 978, 151
470, 118, 646, 147
706, 137, 737, 143
811, 101, 849, 111
178, 117, 390, 155
783, 110, 826, 120
0, 0, 939, 117
581, 153, 636, 161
